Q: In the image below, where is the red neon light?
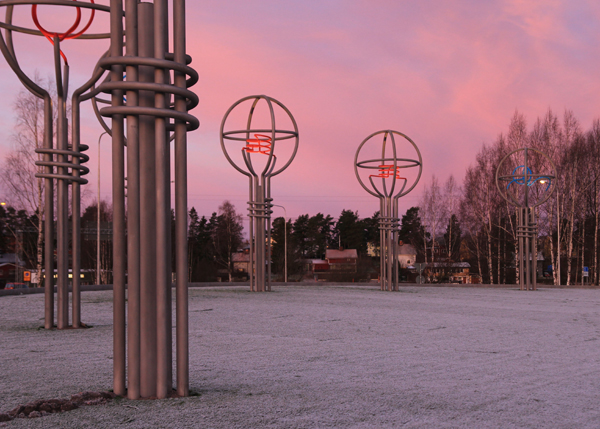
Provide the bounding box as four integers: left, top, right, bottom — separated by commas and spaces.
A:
31, 0, 96, 65
245, 134, 272, 155
370, 165, 405, 180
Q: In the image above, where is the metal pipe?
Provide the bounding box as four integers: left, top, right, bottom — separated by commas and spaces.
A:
125, 0, 141, 400
154, 0, 171, 400
71, 91, 83, 328
56, 51, 68, 329
110, 0, 127, 398
138, 2, 157, 399
43, 95, 54, 329
174, 0, 189, 397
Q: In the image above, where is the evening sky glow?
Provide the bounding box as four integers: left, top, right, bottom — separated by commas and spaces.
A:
0, 1, 599, 223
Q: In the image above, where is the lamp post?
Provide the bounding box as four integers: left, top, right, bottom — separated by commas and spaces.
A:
272, 204, 287, 283
97, 131, 108, 285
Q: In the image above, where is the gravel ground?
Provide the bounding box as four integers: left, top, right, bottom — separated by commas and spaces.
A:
1, 285, 600, 428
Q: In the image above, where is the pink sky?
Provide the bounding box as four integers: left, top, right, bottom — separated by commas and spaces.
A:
0, 1, 599, 224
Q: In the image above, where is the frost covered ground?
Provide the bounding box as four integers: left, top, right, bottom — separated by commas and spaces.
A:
1, 285, 599, 428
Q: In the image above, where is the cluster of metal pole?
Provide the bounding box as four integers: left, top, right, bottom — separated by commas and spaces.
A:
97, 0, 198, 399
220, 95, 299, 293
378, 197, 400, 291
248, 187, 273, 292
517, 207, 538, 291
0, 1, 103, 330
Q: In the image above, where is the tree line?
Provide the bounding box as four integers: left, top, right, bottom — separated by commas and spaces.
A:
416, 110, 600, 285
188, 205, 381, 282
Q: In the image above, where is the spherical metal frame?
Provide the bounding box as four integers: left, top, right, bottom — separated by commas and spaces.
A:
220, 94, 299, 179
354, 130, 423, 199
495, 147, 557, 208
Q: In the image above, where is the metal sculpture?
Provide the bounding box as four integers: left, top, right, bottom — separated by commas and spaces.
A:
354, 130, 422, 291
0, 1, 113, 329
496, 147, 556, 291
0, 0, 198, 400
220, 95, 299, 292
92, 0, 199, 399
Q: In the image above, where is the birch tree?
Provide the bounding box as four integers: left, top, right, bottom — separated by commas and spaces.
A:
0, 78, 50, 286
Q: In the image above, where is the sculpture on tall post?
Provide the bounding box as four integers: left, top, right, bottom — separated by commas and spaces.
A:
220, 95, 299, 292
354, 130, 422, 291
0, 1, 114, 329
496, 147, 556, 291
95, 0, 199, 399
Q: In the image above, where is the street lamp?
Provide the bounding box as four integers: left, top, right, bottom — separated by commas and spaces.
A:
272, 204, 287, 283
97, 131, 109, 285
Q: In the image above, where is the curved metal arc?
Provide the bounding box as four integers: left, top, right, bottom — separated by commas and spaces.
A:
220, 96, 253, 178
0, 20, 110, 39
222, 129, 297, 141
268, 96, 299, 177
73, 49, 109, 101
368, 175, 385, 198
243, 96, 278, 178
381, 131, 390, 197
0, 6, 47, 98
392, 130, 422, 198
99, 105, 199, 130
243, 96, 267, 177
495, 154, 521, 206
35, 172, 88, 184
354, 131, 381, 198
241, 146, 258, 178
261, 96, 277, 177
98, 56, 198, 87
0, 1, 110, 12
98, 80, 199, 109
357, 157, 421, 169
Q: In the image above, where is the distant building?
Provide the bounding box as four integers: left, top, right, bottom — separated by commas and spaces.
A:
232, 248, 250, 276
304, 259, 329, 274
426, 261, 474, 284
0, 253, 25, 288
397, 242, 417, 268
325, 249, 358, 272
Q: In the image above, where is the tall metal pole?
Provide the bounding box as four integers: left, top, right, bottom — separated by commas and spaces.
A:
174, 0, 190, 397
155, 0, 171, 400
43, 95, 54, 329
110, 0, 126, 398
124, 0, 141, 400
138, 3, 157, 399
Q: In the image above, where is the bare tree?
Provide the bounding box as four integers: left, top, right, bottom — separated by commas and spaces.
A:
419, 175, 447, 264
0, 76, 51, 286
